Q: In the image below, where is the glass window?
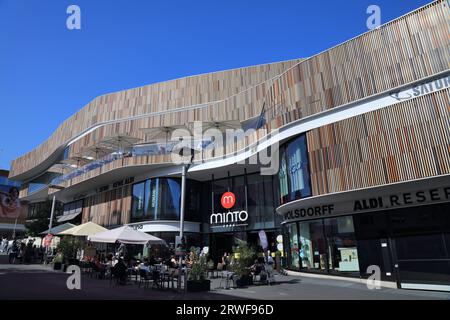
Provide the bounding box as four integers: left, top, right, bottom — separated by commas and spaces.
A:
160, 178, 181, 220
324, 216, 360, 274
247, 174, 263, 230
298, 220, 327, 271
231, 176, 246, 211
212, 178, 229, 213
131, 182, 145, 222
133, 178, 201, 223
279, 135, 312, 204
279, 151, 289, 201
186, 180, 202, 222
395, 234, 447, 260
287, 223, 300, 270
144, 179, 159, 220
63, 200, 83, 216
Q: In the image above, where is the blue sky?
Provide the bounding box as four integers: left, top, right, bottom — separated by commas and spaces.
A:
0, 0, 431, 171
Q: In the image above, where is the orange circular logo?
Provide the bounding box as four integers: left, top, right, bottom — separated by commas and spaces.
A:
221, 192, 236, 209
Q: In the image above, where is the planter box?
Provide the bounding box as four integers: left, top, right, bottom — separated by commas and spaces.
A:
187, 280, 211, 292
235, 275, 253, 287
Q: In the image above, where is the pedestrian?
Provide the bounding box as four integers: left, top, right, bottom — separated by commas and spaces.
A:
0, 237, 7, 253
9, 240, 19, 264
18, 242, 25, 264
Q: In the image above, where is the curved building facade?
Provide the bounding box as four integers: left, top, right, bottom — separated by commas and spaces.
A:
11, 0, 450, 291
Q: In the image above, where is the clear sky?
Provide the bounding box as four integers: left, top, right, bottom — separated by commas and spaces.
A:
0, 0, 432, 171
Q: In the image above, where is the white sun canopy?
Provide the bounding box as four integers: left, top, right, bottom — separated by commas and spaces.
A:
87, 225, 166, 245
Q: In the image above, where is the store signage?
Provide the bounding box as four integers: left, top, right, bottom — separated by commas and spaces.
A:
210, 210, 248, 226
210, 192, 248, 228
281, 186, 450, 223
221, 191, 236, 209
389, 73, 450, 102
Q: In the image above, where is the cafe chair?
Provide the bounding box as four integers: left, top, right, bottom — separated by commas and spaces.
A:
219, 271, 234, 289
138, 269, 152, 289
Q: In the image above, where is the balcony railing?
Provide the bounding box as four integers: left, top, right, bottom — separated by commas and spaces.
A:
50, 139, 215, 187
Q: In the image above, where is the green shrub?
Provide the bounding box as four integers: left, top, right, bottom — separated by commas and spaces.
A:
230, 242, 258, 277
188, 247, 207, 281
56, 237, 82, 263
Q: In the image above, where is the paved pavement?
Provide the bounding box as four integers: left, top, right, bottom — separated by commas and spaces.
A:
0, 254, 449, 300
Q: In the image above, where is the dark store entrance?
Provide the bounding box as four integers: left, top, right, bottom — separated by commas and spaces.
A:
209, 233, 234, 264
354, 202, 450, 291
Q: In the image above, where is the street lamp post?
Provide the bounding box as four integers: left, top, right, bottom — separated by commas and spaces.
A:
177, 164, 187, 292
177, 143, 195, 293
45, 195, 57, 256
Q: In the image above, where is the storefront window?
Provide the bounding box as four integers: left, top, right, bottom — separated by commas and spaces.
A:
279, 135, 312, 204
324, 216, 360, 275
299, 220, 327, 271
247, 174, 276, 230
287, 223, 300, 270
131, 178, 199, 223
284, 216, 360, 276
131, 182, 145, 221
279, 151, 288, 201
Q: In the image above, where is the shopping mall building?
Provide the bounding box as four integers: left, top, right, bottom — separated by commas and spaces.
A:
10, 0, 450, 291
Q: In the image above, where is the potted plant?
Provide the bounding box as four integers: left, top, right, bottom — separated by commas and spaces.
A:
230, 242, 257, 287
56, 236, 82, 271
186, 247, 211, 292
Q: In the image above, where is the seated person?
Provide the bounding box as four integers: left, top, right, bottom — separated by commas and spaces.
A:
112, 258, 128, 285
149, 256, 157, 266
139, 258, 150, 272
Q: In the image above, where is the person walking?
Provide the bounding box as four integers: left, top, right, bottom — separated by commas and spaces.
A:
0, 237, 7, 253
9, 240, 19, 264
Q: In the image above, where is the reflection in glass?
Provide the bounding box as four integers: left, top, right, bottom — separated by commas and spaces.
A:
132, 178, 199, 223
131, 182, 145, 221
279, 135, 311, 204
324, 216, 360, 274
299, 220, 327, 271
288, 223, 300, 270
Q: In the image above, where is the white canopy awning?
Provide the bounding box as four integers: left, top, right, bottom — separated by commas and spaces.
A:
58, 221, 107, 237
88, 226, 166, 245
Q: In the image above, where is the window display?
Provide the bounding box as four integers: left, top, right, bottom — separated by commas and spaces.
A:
283, 215, 360, 276
325, 216, 360, 274
278, 135, 312, 204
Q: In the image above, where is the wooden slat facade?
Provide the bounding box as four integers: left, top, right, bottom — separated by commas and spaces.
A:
307, 88, 450, 195
10, 0, 450, 232
82, 185, 132, 226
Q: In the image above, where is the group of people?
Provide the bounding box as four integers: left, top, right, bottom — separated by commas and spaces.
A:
1, 237, 46, 264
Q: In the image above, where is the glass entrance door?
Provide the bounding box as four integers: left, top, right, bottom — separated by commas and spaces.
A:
392, 233, 450, 292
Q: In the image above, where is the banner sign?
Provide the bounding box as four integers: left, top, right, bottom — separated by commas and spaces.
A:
281, 185, 450, 223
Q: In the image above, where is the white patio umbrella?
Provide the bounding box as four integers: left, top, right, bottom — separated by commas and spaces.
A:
80, 145, 115, 160
99, 134, 141, 154
141, 125, 187, 151
58, 221, 108, 237
61, 155, 92, 168
88, 226, 166, 245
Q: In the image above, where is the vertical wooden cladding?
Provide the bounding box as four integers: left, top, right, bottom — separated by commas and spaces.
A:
264, 0, 450, 130
82, 185, 132, 227
10, 0, 450, 179
307, 88, 450, 196
10, 60, 299, 177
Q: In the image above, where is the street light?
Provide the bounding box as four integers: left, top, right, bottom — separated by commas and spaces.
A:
45, 185, 65, 256
176, 140, 196, 293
